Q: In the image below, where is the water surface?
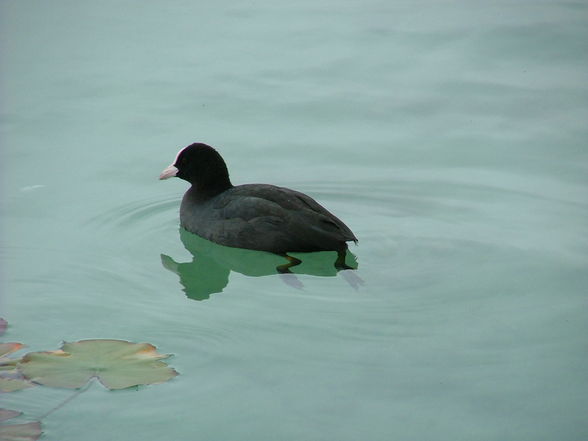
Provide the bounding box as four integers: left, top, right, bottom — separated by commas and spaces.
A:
1, 1, 587, 440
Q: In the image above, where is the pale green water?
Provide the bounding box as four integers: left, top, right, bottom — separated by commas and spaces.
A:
1, 1, 587, 440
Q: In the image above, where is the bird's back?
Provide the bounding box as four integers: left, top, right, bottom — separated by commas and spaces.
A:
180, 184, 356, 253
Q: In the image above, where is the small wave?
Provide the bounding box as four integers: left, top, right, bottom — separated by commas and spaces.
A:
84, 195, 180, 230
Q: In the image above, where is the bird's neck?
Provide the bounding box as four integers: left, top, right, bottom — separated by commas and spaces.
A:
190, 178, 233, 201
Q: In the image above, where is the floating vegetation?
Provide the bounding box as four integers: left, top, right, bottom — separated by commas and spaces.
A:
0, 343, 34, 393
19, 339, 179, 390
0, 318, 179, 439
0, 409, 42, 441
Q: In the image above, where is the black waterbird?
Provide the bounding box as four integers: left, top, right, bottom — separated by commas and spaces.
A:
160, 143, 357, 272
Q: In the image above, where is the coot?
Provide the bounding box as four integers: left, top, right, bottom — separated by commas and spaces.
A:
160, 143, 357, 269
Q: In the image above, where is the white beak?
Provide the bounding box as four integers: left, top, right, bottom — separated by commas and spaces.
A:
159, 165, 179, 180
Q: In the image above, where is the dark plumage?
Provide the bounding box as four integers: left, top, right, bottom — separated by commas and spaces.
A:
160, 143, 357, 257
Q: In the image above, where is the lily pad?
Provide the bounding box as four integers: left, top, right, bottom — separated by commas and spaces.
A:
0, 378, 34, 393
0, 409, 42, 441
19, 339, 178, 390
0, 343, 25, 363
0, 409, 21, 422
0, 343, 33, 392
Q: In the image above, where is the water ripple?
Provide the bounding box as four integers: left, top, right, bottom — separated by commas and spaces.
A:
84, 195, 180, 231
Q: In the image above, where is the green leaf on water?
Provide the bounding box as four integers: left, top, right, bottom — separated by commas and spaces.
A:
0, 378, 34, 393
0, 343, 25, 363
0, 409, 42, 441
0, 343, 34, 392
18, 339, 179, 390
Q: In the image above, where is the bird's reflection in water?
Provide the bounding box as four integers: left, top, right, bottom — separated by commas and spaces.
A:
161, 228, 360, 301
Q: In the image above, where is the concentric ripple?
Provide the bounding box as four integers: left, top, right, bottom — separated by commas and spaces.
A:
84, 194, 180, 233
